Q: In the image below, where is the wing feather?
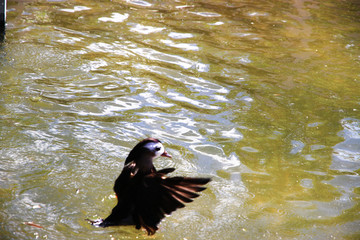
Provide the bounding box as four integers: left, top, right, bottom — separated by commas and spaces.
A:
134, 170, 211, 235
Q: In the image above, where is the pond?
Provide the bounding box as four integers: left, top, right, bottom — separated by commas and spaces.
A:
1, 0, 360, 239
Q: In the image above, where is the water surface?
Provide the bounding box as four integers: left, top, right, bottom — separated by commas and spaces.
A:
1, 0, 360, 239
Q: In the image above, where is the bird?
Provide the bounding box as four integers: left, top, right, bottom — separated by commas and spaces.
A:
88, 138, 211, 235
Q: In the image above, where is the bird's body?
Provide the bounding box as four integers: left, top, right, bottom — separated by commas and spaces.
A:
89, 138, 210, 235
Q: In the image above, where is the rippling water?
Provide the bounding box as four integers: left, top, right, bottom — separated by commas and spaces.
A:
1, 0, 360, 239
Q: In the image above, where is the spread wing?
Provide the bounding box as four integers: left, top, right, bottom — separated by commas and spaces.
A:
134, 169, 211, 235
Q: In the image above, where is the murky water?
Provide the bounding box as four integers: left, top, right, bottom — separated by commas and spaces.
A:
1, 0, 360, 239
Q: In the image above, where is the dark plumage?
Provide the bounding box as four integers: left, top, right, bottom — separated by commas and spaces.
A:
88, 138, 211, 235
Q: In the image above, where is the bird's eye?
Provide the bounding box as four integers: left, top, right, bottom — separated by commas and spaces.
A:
155, 147, 161, 151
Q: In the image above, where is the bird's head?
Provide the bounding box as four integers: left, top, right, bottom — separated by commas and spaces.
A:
125, 138, 172, 165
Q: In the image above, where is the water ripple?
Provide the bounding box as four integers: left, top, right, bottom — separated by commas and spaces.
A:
126, 0, 152, 7
129, 24, 165, 34
130, 47, 209, 72
86, 42, 135, 57
168, 32, 194, 39
332, 118, 360, 170
190, 12, 222, 17
59, 6, 91, 13
167, 92, 220, 110
160, 39, 200, 51
2, 0, 360, 239
98, 13, 129, 23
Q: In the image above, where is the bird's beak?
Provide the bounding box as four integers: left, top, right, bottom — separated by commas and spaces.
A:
161, 151, 172, 158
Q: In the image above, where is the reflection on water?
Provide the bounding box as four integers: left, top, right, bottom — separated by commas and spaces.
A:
1, 0, 360, 239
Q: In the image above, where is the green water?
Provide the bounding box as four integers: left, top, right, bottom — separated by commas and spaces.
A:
1, 0, 360, 239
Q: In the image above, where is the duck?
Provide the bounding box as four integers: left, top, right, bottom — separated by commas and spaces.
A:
88, 138, 211, 235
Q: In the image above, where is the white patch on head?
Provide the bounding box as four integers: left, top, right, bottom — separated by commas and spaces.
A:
143, 141, 165, 158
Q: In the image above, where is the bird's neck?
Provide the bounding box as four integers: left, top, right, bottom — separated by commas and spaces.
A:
136, 157, 155, 174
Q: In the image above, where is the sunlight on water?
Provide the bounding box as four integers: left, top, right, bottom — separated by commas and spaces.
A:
1, 0, 360, 239
98, 13, 129, 23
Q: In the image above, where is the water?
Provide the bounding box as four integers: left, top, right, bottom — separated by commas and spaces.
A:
1, 0, 360, 239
